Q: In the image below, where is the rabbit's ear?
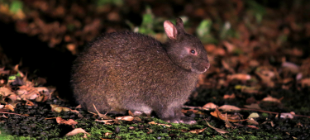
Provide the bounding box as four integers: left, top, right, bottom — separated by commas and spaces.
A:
164, 20, 178, 40
176, 17, 184, 32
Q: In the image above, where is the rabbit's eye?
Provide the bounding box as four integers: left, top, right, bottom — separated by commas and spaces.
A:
190, 50, 196, 54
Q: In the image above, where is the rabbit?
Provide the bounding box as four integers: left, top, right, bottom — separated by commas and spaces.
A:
71, 17, 210, 123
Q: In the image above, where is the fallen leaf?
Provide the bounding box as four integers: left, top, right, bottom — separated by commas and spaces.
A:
65, 128, 90, 137
93, 104, 114, 120
227, 74, 251, 81
148, 121, 171, 127
67, 44, 77, 55
56, 117, 78, 125
202, 102, 218, 110
95, 119, 115, 125
244, 104, 261, 110
7, 94, 18, 102
115, 116, 134, 121
247, 113, 260, 118
0, 67, 10, 75
224, 113, 234, 128
261, 95, 283, 103
219, 105, 241, 112
50, 104, 71, 113
0, 87, 14, 96
70, 109, 83, 118
282, 61, 299, 74
223, 41, 235, 53
280, 112, 294, 119
210, 108, 241, 123
247, 118, 259, 125
5, 104, 14, 111
181, 108, 199, 114
300, 78, 310, 88
189, 128, 207, 134
221, 60, 235, 73
206, 121, 229, 134
247, 125, 259, 129
223, 93, 235, 99
75, 105, 82, 109
255, 68, 275, 87
104, 132, 113, 137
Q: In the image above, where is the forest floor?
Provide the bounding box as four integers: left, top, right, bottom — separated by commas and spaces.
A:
0, 0, 310, 139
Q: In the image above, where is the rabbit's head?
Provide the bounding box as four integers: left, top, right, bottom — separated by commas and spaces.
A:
164, 18, 210, 74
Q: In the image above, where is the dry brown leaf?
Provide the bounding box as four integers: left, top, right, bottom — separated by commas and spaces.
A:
56, 117, 78, 125
245, 97, 257, 104
244, 104, 261, 110
181, 108, 199, 114
247, 113, 259, 118
227, 74, 251, 81
13, 65, 24, 78
247, 125, 259, 129
8, 94, 19, 102
128, 110, 134, 116
50, 104, 71, 113
300, 78, 310, 88
280, 112, 294, 119
0, 87, 14, 96
65, 128, 90, 137
224, 113, 234, 128
282, 61, 300, 74
210, 108, 241, 123
93, 104, 113, 120
115, 116, 134, 121
189, 128, 207, 134
0, 67, 10, 75
35, 87, 49, 94
202, 102, 218, 110
4, 104, 14, 111
221, 60, 235, 73
104, 132, 113, 137
204, 44, 216, 52
282, 78, 293, 84
133, 116, 142, 121
26, 100, 35, 106
206, 121, 229, 134
261, 95, 282, 103
214, 48, 226, 56
249, 60, 259, 67
75, 105, 82, 109
223, 93, 235, 99
67, 44, 77, 55
18, 86, 42, 101
255, 68, 275, 87
241, 86, 260, 94
223, 41, 235, 53
247, 118, 259, 125
70, 109, 83, 117
95, 119, 115, 125
219, 105, 241, 112
148, 121, 171, 127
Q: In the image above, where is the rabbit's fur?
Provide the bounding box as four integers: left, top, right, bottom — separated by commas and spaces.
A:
71, 18, 210, 123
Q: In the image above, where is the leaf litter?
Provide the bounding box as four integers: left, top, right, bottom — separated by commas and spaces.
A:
0, 0, 310, 139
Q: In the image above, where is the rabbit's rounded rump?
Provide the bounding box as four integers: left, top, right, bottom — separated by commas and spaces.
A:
71, 18, 210, 123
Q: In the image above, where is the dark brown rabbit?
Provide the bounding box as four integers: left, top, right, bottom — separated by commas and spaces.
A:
71, 18, 210, 123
